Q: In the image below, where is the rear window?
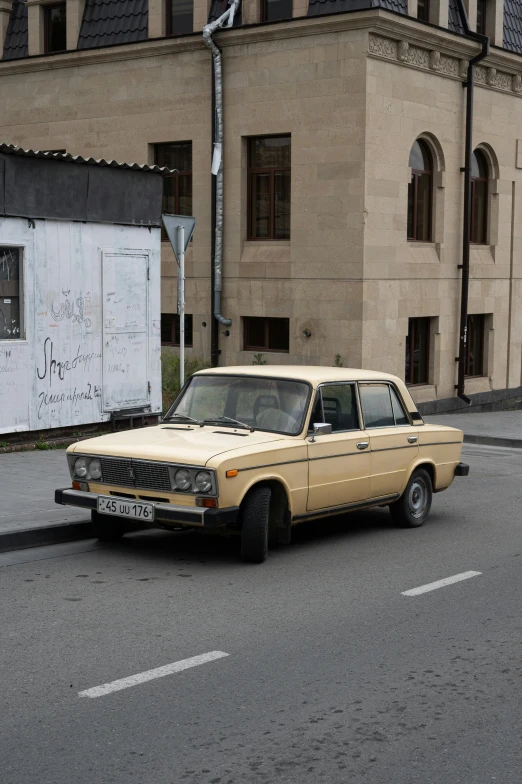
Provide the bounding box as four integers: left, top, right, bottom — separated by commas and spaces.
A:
359, 384, 395, 428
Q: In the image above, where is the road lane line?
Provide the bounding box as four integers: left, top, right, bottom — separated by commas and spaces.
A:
402, 571, 482, 597
78, 651, 229, 698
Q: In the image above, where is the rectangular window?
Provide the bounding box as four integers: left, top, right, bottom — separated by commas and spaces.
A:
155, 142, 192, 239
248, 136, 291, 240
261, 0, 293, 22
0, 247, 23, 340
476, 0, 487, 35
167, 0, 194, 35
161, 313, 193, 347
44, 3, 67, 53
466, 314, 485, 377
310, 383, 360, 432
359, 384, 395, 429
405, 317, 431, 385
417, 0, 430, 22
243, 316, 289, 352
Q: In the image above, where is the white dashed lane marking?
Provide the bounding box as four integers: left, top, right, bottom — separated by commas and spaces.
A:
78, 651, 229, 698
402, 571, 482, 597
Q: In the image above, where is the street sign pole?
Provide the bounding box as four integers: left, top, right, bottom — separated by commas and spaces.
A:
178, 224, 185, 387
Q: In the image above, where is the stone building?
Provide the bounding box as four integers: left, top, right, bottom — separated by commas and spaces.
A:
1, 0, 521, 411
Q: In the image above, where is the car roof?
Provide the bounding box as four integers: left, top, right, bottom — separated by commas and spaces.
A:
195, 365, 401, 385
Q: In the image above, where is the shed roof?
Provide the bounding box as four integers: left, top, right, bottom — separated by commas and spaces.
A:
0, 143, 174, 174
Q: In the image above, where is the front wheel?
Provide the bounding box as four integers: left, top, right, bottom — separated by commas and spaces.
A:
240, 486, 271, 563
390, 468, 432, 528
91, 510, 126, 542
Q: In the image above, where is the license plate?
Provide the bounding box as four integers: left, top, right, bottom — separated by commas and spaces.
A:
97, 496, 154, 522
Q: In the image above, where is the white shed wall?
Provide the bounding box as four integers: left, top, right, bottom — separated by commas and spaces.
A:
0, 217, 162, 434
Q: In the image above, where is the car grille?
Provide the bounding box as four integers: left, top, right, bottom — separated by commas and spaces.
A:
100, 458, 171, 492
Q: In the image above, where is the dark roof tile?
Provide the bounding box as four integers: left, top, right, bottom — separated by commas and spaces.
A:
2, 0, 28, 61
448, 0, 465, 34
78, 0, 148, 50
504, 0, 522, 55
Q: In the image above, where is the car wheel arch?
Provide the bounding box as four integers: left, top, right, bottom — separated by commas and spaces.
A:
240, 478, 291, 538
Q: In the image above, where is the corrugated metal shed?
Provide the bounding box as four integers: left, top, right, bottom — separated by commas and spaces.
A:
78, 0, 148, 50
504, 0, 522, 55
1, 0, 28, 61
0, 143, 172, 173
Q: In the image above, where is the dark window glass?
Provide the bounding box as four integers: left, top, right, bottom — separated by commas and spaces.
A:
470, 150, 488, 244
476, 0, 487, 35
466, 314, 485, 377
248, 136, 291, 240
310, 384, 360, 432
417, 0, 430, 21
0, 247, 23, 340
155, 143, 192, 239
261, 0, 293, 22
390, 386, 409, 425
160, 313, 193, 346
407, 140, 432, 241
45, 4, 66, 53
405, 317, 430, 385
243, 316, 289, 352
167, 0, 194, 35
359, 384, 395, 429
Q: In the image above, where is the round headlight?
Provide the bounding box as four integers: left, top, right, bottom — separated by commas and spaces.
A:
175, 469, 192, 492
89, 458, 102, 481
195, 471, 212, 493
74, 457, 88, 478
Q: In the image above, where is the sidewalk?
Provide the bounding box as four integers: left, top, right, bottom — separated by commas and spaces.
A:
424, 410, 522, 449
0, 450, 91, 552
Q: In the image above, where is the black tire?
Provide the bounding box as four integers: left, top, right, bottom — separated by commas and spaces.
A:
389, 468, 433, 528
240, 486, 271, 563
91, 510, 126, 542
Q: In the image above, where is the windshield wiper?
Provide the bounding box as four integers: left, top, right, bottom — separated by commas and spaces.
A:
203, 416, 254, 432
163, 413, 203, 427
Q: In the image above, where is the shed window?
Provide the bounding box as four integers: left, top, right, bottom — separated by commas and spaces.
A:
45, 4, 67, 53
0, 247, 23, 341
167, 0, 194, 35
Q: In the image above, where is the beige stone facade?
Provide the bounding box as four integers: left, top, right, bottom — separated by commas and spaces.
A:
1, 7, 521, 406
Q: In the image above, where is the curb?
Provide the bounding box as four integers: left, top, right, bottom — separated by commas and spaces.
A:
463, 433, 522, 449
0, 520, 93, 554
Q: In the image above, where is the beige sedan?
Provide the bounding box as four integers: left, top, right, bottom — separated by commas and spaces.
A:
56, 367, 469, 563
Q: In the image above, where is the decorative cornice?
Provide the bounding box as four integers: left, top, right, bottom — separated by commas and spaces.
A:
368, 32, 522, 97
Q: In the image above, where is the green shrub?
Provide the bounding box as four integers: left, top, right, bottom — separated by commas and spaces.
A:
252, 353, 267, 365
161, 349, 209, 412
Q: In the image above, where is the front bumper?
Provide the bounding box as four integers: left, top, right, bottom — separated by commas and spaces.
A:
55, 488, 239, 529
455, 462, 470, 477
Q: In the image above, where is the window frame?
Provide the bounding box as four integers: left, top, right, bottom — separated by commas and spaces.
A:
166, 0, 194, 36
465, 314, 485, 378
308, 381, 362, 434
417, 0, 430, 22
0, 245, 25, 342
407, 140, 433, 242
405, 317, 431, 386
243, 316, 290, 353
476, 0, 487, 35
470, 150, 488, 245
247, 135, 291, 241
357, 381, 413, 430
160, 313, 193, 347
154, 142, 192, 240
260, 0, 293, 23
44, 3, 67, 54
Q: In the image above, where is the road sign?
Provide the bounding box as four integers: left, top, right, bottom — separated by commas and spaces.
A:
161, 214, 196, 263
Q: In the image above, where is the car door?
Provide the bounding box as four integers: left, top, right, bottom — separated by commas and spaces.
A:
358, 382, 419, 500
307, 382, 371, 512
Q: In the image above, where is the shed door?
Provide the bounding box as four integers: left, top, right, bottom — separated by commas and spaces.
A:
102, 251, 149, 412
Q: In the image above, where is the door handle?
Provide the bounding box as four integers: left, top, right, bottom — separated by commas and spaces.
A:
356, 441, 369, 450
408, 435, 418, 443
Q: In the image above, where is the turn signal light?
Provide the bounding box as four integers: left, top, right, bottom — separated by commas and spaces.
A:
226, 469, 238, 478
197, 497, 217, 508
72, 480, 81, 490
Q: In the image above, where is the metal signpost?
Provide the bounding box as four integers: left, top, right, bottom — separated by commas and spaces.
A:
161, 214, 196, 387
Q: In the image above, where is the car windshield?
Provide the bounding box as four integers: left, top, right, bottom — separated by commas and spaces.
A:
166, 375, 310, 435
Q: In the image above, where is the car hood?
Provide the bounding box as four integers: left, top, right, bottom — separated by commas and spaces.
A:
68, 424, 288, 466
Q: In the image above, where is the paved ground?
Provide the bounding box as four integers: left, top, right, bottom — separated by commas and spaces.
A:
0, 442, 520, 784
425, 410, 522, 446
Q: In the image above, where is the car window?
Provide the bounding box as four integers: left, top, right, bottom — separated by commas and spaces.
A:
390, 386, 410, 425
310, 383, 360, 432
359, 384, 395, 428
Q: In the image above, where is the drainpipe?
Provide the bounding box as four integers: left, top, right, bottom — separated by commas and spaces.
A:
455, 1, 489, 403
203, 2, 239, 365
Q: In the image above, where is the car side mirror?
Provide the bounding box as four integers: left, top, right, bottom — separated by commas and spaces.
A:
313, 423, 332, 435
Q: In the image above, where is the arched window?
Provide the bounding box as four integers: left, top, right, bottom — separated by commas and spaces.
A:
471, 150, 488, 244
407, 140, 433, 242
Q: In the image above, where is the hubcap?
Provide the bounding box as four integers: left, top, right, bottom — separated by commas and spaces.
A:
408, 478, 428, 519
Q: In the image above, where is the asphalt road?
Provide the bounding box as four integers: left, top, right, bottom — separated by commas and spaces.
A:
1, 443, 521, 784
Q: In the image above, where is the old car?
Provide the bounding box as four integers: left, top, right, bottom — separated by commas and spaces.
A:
55, 366, 469, 563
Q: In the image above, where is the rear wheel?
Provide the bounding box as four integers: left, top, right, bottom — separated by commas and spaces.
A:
389, 468, 432, 528
91, 510, 126, 542
240, 486, 271, 563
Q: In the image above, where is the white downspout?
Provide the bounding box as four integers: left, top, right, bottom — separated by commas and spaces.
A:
203, 1, 239, 328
